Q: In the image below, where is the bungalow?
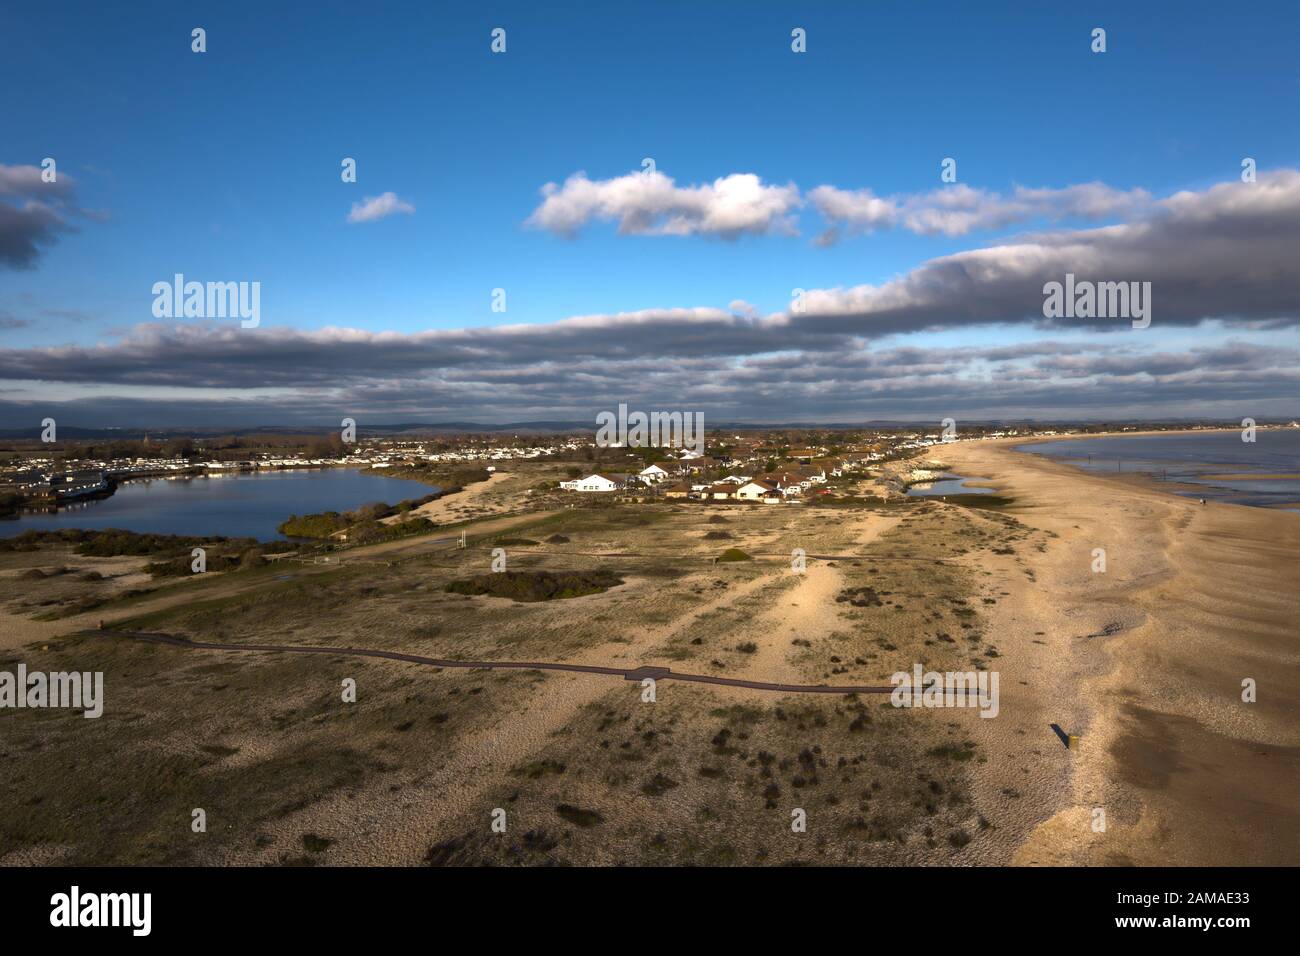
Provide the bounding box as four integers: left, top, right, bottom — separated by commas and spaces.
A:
706, 483, 736, 501
735, 479, 778, 501
560, 473, 629, 492
663, 482, 692, 499
681, 456, 720, 473
769, 466, 825, 491
638, 463, 672, 484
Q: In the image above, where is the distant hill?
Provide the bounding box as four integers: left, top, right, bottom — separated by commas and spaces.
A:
0, 417, 1291, 441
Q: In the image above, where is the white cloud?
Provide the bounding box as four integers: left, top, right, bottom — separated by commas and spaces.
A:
346, 191, 415, 224
526, 168, 1152, 244
526, 170, 801, 238
809, 181, 1152, 241
0, 163, 76, 199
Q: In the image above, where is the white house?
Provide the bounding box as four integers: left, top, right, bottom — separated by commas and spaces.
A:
560, 473, 627, 492
638, 463, 672, 484
735, 479, 778, 501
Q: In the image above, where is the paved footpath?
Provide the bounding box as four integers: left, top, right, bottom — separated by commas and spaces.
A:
91, 628, 912, 695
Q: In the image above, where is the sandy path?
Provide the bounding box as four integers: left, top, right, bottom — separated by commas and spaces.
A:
941, 438, 1300, 865
0, 604, 73, 653
731, 511, 902, 685
354, 509, 553, 560
381, 472, 516, 526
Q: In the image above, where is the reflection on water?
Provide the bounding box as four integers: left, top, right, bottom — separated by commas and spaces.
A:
1019, 430, 1300, 512
907, 474, 994, 497
1, 468, 435, 541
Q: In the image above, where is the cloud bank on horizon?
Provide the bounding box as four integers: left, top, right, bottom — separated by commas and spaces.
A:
3, 167, 1300, 427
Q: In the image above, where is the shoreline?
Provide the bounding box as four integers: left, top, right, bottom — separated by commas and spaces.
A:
939, 437, 1299, 865
955, 426, 1300, 514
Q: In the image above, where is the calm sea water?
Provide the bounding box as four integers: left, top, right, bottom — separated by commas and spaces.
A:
0, 468, 435, 541
1018, 430, 1300, 510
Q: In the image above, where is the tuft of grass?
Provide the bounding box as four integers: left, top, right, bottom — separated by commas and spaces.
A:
445, 570, 623, 602
926, 742, 977, 762
302, 833, 334, 853
555, 804, 604, 827
514, 759, 566, 779
640, 774, 680, 796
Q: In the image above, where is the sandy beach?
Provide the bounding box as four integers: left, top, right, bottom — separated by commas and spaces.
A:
940, 437, 1300, 865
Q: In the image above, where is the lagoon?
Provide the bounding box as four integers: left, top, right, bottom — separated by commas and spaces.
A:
906, 474, 994, 497
0, 468, 435, 541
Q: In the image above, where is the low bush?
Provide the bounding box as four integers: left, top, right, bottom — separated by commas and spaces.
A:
444, 570, 623, 602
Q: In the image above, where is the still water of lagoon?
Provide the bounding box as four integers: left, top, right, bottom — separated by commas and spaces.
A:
906, 474, 995, 497
0, 468, 436, 541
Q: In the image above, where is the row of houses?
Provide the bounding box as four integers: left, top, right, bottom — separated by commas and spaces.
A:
560, 463, 829, 501
0, 469, 112, 500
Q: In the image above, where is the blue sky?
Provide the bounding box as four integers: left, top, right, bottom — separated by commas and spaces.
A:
2, 1, 1299, 425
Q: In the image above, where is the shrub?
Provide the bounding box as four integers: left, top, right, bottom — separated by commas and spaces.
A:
555, 804, 604, 827
301, 833, 334, 853
444, 570, 623, 602
0, 528, 253, 557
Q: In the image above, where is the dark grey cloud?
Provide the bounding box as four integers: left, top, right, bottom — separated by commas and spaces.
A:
0, 164, 84, 270
1, 338, 1295, 428
797, 170, 1300, 334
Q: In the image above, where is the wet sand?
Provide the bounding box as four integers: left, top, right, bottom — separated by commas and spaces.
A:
941, 438, 1300, 865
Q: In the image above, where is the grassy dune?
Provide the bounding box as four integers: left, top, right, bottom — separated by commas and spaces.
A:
1, 491, 1041, 865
